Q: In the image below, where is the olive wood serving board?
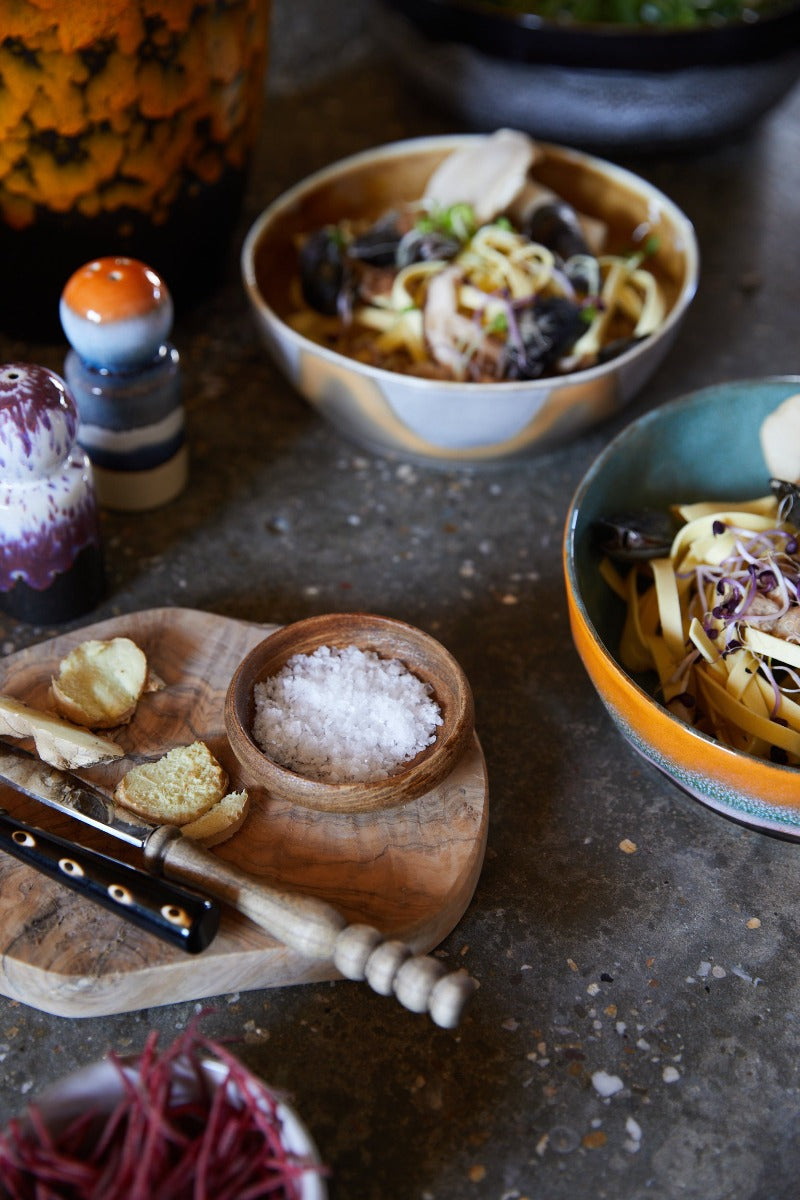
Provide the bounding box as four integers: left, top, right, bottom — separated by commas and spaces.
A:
0, 608, 488, 1018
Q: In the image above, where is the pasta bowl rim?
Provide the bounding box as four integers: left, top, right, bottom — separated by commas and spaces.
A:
563, 374, 800, 838
224, 611, 476, 813
241, 133, 698, 463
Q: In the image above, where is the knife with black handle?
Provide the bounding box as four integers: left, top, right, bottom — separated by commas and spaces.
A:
0, 744, 476, 1027
0, 805, 219, 954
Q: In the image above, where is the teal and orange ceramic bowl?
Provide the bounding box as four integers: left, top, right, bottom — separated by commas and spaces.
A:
564, 376, 800, 838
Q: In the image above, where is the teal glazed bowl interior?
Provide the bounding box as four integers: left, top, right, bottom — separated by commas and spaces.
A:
564, 376, 800, 839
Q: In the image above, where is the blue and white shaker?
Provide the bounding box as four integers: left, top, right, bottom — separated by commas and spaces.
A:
60, 257, 188, 511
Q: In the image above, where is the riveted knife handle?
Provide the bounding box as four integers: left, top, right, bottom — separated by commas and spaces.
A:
0, 809, 219, 954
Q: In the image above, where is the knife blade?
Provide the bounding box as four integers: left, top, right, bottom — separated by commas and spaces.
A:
0, 743, 476, 1027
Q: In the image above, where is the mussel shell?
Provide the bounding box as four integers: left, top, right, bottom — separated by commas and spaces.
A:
522, 201, 591, 263
504, 296, 585, 381
770, 478, 800, 527
299, 228, 348, 315
593, 508, 676, 562
348, 215, 403, 267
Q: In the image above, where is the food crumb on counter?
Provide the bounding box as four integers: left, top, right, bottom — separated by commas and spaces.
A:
624, 1116, 643, 1152
619, 838, 637, 854
591, 1069, 624, 1097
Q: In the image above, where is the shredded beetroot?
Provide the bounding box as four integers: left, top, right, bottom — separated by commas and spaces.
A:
0, 1024, 325, 1200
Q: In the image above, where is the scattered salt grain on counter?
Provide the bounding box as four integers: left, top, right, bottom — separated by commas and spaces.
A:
252, 643, 443, 783
591, 1070, 624, 1098
624, 1117, 642, 1153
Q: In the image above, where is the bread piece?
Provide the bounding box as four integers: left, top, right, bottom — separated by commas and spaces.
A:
114, 740, 228, 826
0, 694, 123, 769
761, 391, 800, 483
51, 638, 149, 728
182, 789, 250, 847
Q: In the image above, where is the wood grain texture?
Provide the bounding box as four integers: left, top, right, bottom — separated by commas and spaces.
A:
0, 608, 488, 1018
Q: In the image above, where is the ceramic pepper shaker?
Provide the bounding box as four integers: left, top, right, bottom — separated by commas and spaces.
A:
60, 257, 188, 512
0, 363, 105, 624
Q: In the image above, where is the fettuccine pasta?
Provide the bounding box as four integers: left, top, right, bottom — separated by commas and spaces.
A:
604, 495, 800, 763
291, 203, 665, 383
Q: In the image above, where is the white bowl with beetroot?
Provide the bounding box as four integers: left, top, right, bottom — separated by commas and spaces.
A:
0, 1027, 327, 1199
224, 612, 475, 814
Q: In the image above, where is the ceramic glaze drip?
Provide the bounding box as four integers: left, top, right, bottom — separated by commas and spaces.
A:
0, 457, 100, 585
60, 257, 188, 511
0, 365, 78, 482
0, 363, 104, 622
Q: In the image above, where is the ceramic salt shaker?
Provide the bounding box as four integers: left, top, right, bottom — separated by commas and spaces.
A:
60, 256, 188, 511
0, 363, 105, 624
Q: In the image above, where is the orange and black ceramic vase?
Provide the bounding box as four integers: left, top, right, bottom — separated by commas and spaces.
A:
0, 1, 271, 338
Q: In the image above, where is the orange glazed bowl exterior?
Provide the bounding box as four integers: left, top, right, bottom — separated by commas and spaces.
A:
564, 376, 800, 838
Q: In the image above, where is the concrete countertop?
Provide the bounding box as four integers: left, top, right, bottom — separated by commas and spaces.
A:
1, 3, 799, 1197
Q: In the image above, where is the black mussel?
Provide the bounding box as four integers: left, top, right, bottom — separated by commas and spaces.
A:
594, 509, 676, 563
597, 335, 647, 364
504, 296, 585, 380
770, 478, 800, 527
299, 227, 349, 315
347, 214, 404, 267
522, 200, 591, 264
564, 254, 599, 295
395, 228, 462, 269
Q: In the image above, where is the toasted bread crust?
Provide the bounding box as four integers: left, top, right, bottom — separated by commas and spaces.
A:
182, 789, 250, 846
114, 740, 229, 826
51, 637, 149, 729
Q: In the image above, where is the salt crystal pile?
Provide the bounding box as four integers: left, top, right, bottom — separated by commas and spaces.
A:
252, 644, 443, 783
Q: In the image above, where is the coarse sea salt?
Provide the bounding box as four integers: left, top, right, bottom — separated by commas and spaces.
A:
252, 643, 443, 783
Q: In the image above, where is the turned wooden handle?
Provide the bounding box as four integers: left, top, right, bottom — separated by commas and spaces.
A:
144, 826, 476, 1028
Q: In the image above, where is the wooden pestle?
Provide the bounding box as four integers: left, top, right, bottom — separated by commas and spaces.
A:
145, 826, 477, 1028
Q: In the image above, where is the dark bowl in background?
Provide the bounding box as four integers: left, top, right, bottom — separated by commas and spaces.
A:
375, 0, 800, 152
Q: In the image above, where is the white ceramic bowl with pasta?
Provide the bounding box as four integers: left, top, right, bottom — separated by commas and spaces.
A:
241, 132, 698, 466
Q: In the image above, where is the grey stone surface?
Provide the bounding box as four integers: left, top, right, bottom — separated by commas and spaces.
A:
1, 3, 800, 1196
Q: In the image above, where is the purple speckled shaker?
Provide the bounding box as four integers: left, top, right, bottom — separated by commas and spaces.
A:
0, 363, 105, 624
